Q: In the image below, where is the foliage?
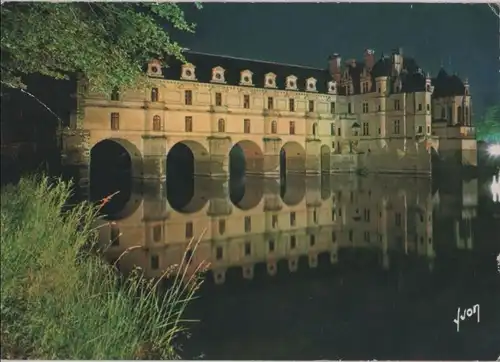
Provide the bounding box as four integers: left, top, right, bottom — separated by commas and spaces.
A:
0, 176, 204, 359
476, 104, 500, 143
0, 3, 200, 93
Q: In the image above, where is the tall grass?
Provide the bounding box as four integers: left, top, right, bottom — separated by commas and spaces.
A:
0, 176, 204, 359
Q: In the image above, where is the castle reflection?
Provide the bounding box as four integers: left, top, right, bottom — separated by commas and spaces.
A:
93, 173, 483, 285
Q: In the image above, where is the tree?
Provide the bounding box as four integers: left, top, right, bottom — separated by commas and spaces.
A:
0, 3, 201, 93
476, 104, 500, 143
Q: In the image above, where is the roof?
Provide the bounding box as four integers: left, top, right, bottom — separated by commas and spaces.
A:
162, 51, 331, 93
431, 68, 466, 98
156, 50, 466, 97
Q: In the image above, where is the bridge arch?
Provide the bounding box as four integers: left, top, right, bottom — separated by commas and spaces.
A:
167, 140, 210, 179
90, 138, 143, 180
229, 140, 264, 177
280, 141, 306, 175
320, 144, 331, 173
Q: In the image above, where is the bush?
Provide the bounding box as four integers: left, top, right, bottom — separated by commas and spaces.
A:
1, 176, 202, 359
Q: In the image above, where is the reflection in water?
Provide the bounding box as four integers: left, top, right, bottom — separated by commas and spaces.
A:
91, 174, 500, 360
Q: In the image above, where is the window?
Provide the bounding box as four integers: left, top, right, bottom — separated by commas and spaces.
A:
349, 230, 353, 242
395, 212, 402, 227
348, 103, 352, 114
111, 227, 120, 246
268, 240, 275, 252
218, 119, 225, 133
185, 116, 193, 132
331, 231, 337, 242
364, 209, 370, 222
290, 212, 296, 226
337, 127, 341, 136
290, 236, 296, 249
394, 100, 400, 110
185, 90, 192, 105
150, 255, 159, 270
313, 210, 318, 223
310, 235, 315, 246
362, 102, 369, 113
151, 88, 159, 102
215, 92, 222, 106
362, 82, 369, 93
427, 125, 430, 134
272, 215, 278, 228
289, 121, 295, 135
243, 94, 250, 109
378, 128, 381, 135
110, 113, 120, 130
153, 115, 161, 131
330, 102, 336, 114
378, 104, 381, 111
185, 222, 193, 238
111, 88, 120, 101
308, 100, 315, 112
244, 242, 251, 256
289, 98, 295, 112
216, 246, 223, 260
185, 250, 193, 264
441, 107, 445, 119
153, 225, 162, 242
267, 97, 274, 110
426, 104, 430, 111
312, 123, 318, 136
362, 122, 369, 136
244, 119, 251, 134
219, 219, 226, 235
330, 123, 335, 136
394, 119, 400, 134
244, 216, 251, 232
418, 103, 422, 111
271, 120, 277, 134
417, 126, 423, 134
364, 231, 370, 242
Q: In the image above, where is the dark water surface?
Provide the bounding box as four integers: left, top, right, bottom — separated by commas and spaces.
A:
89, 173, 500, 360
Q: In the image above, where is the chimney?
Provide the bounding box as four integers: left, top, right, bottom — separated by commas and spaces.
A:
364, 49, 375, 70
328, 53, 342, 77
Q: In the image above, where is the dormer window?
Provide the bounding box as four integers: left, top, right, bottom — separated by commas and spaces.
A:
286, 75, 298, 90
306, 77, 317, 92
181, 63, 196, 81
211, 66, 226, 83
239, 70, 253, 86
147, 60, 163, 78
265, 73, 277, 88
327, 81, 337, 95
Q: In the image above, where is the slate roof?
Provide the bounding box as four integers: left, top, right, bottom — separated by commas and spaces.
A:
157, 50, 465, 97
162, 51, 332, 93
432, 68, 466, 98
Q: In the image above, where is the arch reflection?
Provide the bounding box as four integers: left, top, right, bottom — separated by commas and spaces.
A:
92, 173, 488, 286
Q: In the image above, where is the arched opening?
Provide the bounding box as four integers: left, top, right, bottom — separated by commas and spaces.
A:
280, 174, 305, 206
320, 144, 331, 173
166, 140, 210, 181
89, 138, 142, 217
229, 140, 264, 179
229, 175, 264, 211
167, 177, 209, 214
280, 142, 306, 177
457, 106, 463, 124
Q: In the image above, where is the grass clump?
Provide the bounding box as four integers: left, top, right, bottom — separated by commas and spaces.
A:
1, 176, 203, 359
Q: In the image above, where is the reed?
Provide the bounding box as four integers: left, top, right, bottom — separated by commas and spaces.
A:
0, 176, 203, 359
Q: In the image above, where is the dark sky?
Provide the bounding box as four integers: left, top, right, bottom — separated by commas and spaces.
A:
174, 3, 498, 116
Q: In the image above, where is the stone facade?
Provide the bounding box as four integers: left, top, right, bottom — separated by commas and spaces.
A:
61, 48, 476, 183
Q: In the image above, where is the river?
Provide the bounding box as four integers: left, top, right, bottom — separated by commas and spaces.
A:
88, 171, 500, 360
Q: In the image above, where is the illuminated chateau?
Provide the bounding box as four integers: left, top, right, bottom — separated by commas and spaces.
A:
61, 48, 477, 184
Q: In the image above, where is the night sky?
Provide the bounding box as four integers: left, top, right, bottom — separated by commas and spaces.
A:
173, 3, 498, 116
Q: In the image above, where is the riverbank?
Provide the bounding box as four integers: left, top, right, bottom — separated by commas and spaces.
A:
0, 176, 200, 359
